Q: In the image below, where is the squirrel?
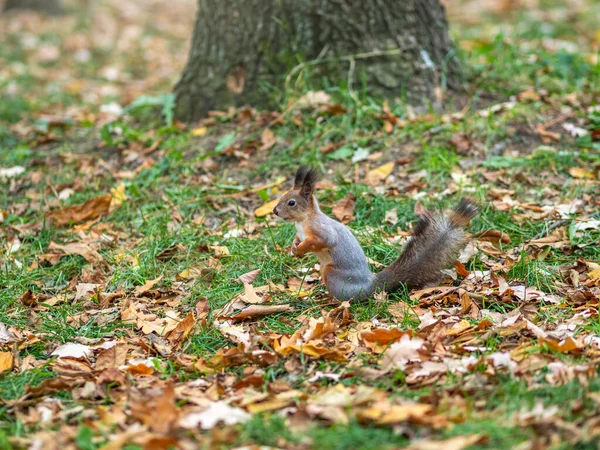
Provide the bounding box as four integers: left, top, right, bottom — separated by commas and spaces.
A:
273, 167, 478, 302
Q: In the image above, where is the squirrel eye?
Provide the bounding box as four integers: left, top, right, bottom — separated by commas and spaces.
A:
288, 199, 296, 206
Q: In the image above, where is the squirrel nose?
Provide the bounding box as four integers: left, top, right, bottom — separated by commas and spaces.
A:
273, 207, 279, 216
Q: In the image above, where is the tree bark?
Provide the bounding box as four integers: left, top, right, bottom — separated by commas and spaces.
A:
175, 0, 461, 122
3, 0, 62, 14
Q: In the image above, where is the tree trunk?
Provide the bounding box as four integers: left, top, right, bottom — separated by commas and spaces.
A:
175, 0, 461, 122
3, 0, 62, 14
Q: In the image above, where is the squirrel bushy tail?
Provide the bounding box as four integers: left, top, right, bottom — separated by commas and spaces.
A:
374, 199, 478, 293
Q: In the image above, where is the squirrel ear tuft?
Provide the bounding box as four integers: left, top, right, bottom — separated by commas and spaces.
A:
294, 167, 308, 188
295, 167, 319, 199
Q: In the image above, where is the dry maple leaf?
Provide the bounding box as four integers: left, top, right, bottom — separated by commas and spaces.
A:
49, 241, 104, 264
134, 275, 163, 295
332, 192, 356, 224
166, 311, 197, 349
46, 194, 112, 226
131, 382, 179, 434
95, 343, 128, 371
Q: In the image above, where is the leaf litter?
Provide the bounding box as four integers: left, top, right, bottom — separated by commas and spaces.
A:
1, 0, 600, 449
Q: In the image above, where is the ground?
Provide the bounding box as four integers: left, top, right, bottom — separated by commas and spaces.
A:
1, 0, 600, 449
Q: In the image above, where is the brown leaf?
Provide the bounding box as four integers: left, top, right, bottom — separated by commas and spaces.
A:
474, 229, 511, 244
449, 133, 472, 155
46, 194, 112, 226
260, 128, 276, 150
195, 298, 210, 320
238, 282, 265, 304
49, 241, 103, 264
131, 382, 179, 434
20, 290, 37, 307
95, 343, 128, 371
27, 376, 84, 398
166, 311, 197, 348
332, 192, 356, 224
134, 275, 163, 295
238, 269, 260, 284
361, 328, 416, 353
231, 304, 292, 322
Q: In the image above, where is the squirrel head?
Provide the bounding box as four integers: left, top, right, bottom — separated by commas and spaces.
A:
273, 167, 319, 222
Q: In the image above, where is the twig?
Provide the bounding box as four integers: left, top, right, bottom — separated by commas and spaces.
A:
532, 219, 569, 241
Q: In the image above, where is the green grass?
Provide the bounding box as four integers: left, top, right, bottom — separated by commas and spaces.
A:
1, 2, 600, 448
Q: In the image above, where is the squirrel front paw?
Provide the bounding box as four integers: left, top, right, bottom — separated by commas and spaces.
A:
291, 237, 302, 256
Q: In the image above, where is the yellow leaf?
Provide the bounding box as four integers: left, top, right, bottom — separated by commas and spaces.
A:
569, 167, 595, 179
0, 352, 13, 374
254, 199, 278, 217
135, 275, 163, 295
365, 162, 394, 185
588, 268, 600, 280
191, 127, 207, 137
110, 182, 127, 209
211, 245, 230, 256
178, 268, 190, 279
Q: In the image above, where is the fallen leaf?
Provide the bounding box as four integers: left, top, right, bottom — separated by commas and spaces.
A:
254, 199, 278, 217
75, 283, 100, 301
46, 194, 112, 226
239, 282, 264, 304
365, 162, 394, 185
474, 229, 511, 244
332, 192, 356, 224
95, 343, 128, 370
0, 352, 13, 374
135, 276, 163, 295
179, 402, 250, 429
384, 208, 398, 225
131, 382, 179, 434
49, 241, 103, 264
20, 290, 37, 307
231, 304, 293, 321
51, 343, 93, 360
260, 128, 276, 150
238, 269, 260, 284
0, 323, 15, 344
191, 126, 207, 136
381, 335, 424, 369
406, 435, 486, 450
109, 182, 127, 210
166, 311, 197, 348
215, 321, 251, 347
296, 91, 331, 109
569, 167, 595, 179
